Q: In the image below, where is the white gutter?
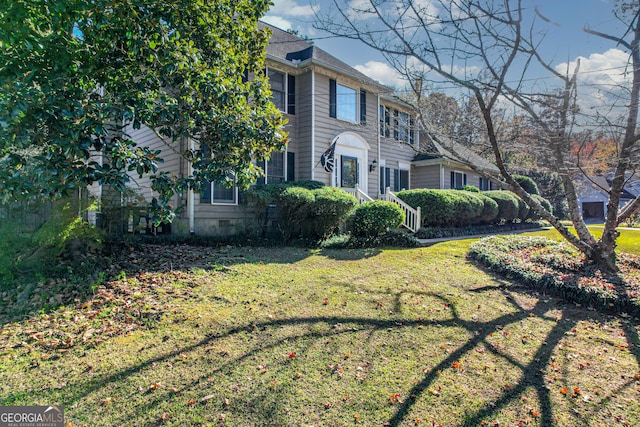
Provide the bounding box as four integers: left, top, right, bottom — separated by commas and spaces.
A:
311, 69, 316, 180
188, 137, 195, 234
440, 164, 445, 189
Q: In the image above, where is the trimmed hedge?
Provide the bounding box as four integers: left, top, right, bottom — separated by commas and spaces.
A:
320, 230, 420, 249
483, 191, 520, 222
350, 201, 405, 238
305, 187, 358, 239
469, 235, 640, 318
397, 189, 499, 227
514, 175, 540, 195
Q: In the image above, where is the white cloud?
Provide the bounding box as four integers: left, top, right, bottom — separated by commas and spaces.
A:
556, 48, 632, 118
261, 15, 294, 31
268, 0, 317, 17
354, 61, 406, 88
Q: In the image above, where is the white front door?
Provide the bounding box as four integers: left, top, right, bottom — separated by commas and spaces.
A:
332, 132, 369, 194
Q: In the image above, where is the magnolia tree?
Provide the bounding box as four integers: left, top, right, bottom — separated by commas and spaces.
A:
0, 0, 286, 222
316, 0, 640, 271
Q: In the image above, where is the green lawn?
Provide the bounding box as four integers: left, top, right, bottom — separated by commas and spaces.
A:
1, 240, 639, 426
525, 225, 640, 255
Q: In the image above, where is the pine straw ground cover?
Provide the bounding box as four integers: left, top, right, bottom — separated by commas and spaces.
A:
0, 240, 639, 426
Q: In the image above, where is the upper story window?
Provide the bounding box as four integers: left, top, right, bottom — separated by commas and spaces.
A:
330, 79, 366, 124
267, 68, 296, 114
380, 106, 416, 144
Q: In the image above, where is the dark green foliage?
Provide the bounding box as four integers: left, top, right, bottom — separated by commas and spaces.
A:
0, 0, 286, 222
396, 189, 456, 226
478, 194, 499, 224
307, 187, 358, 238
279, 187, 315, 237
397, 189, 498, 227
484, 191, 520, 222
514, 170, 568, 219
515, 196, 530, 221
350, 201, 404, 238
469, 235, 640, 318
459, 185, 480, 192
320, 230, 420, 249
414, 221, 543, 239
243, 182, 356, 240
527, 194, 553, 220
451, 191, 485, 226
513, 175, 540, 195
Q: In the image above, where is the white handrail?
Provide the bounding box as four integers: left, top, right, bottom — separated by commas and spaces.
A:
355, 185, 374, 204
382, 187, 421, 233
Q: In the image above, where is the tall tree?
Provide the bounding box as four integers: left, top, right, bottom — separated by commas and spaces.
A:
316, 0, 640, 271
0, 0, 286, 222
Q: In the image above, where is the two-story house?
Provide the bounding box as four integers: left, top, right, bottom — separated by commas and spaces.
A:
100, 23, 497, 235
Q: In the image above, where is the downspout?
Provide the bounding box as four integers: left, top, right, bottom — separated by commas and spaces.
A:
377, 93, 381, 199
311, 69, 316, 181
188, 137, 195, 235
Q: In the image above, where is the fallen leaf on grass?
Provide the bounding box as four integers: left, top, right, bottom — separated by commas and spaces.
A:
160, 413, 169, 421
389, 393, 403, 404
560, 387, 567, 395
187, 399, 196, 406
200, 394, 215, 402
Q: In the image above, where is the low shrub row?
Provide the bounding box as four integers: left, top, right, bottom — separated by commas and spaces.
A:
244, 183, 410, 242
320, 230, 420, 249
469, 235, 640, 318
396, 189, 551, 228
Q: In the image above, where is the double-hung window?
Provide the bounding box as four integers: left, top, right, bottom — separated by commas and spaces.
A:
330, 79, 365, 123
451, 171, 467, 189
199, 144, 238, 205
267, 68, 296, 114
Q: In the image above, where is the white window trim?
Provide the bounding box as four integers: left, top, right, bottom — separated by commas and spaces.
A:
336, 82, 359, 124
266, 66, 289, 114
204, 177, 238, 206
263, 150, 287, 184
451, 170, 467, 189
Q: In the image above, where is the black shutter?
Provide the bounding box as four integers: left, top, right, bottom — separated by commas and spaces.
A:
360, 90, 367, 124
394, 169, 400, 192
257, 160, 266, 185
450, 171, 455, 189
385, 168, 391, 193
379, 166, 385, 194
200, 182, 211, 203
287, 75, 296, 115
355, 159, 359, 184
329, 79, 337, 118
287, 152, 295, 181
409, 116, 415, 145
393, 110, 399, 140
463, 174, 467, 186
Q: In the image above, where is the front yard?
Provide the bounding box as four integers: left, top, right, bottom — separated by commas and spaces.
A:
1, 235, 640, 426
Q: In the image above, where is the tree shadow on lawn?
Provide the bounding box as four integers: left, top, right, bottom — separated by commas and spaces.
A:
14, 280, 638, 426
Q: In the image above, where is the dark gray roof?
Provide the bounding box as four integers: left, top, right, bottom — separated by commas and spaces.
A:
260, 22, 391, 92
413, 135, 499, 174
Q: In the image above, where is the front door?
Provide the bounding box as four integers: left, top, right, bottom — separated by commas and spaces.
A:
331, 132, 369, 194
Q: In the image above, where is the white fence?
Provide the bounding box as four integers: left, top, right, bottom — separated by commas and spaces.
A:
381, 187, 421, 233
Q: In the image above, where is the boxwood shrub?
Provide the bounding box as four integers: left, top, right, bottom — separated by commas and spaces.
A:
527, 194, 553, 220
306, 187, 358, 238
350, 200, 405, 237
396, 189, 456, 227
484, 191, 520, 222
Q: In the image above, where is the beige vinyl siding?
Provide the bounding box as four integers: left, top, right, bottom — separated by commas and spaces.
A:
312, 72, 380, 194
125, 123, 183, 204
412, 165, 442, 189
294, 71, 313, 180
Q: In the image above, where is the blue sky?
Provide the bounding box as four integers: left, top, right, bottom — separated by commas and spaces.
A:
264, 0, 631, 115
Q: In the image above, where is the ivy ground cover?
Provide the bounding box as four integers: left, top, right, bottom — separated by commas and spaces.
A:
1, 241, 639, 426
